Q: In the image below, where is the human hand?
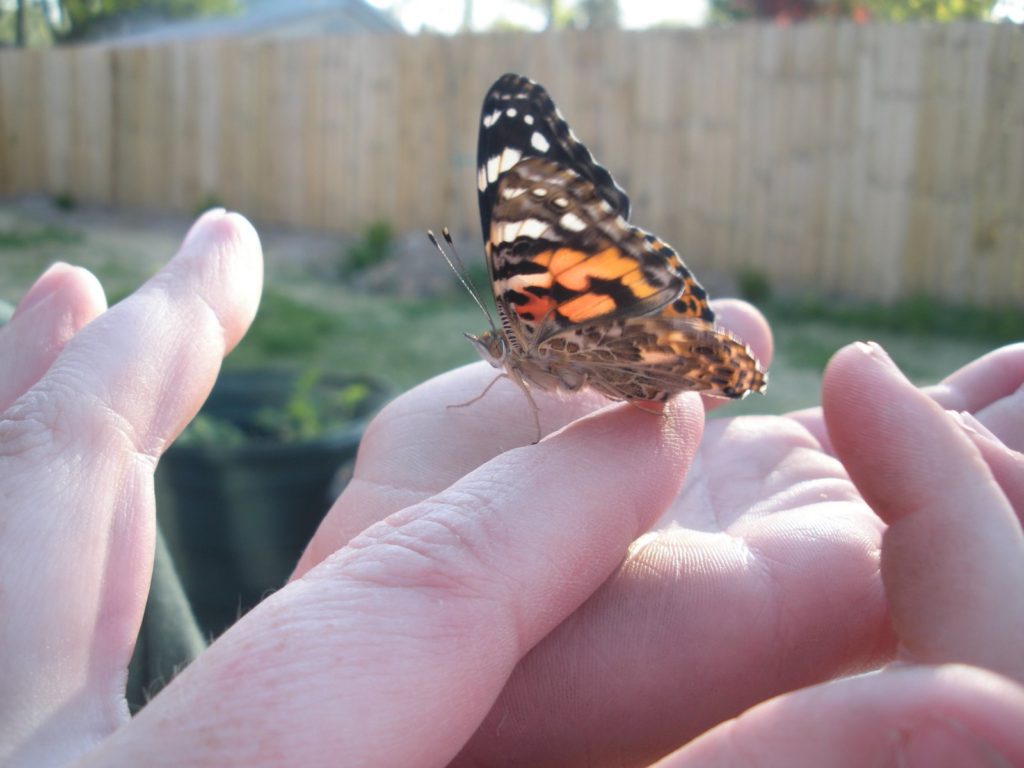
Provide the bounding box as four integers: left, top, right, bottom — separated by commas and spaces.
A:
299, 326, 1024, 765
0, 210, 263, 765
657, 341, 1024, 765
295, 301, 886, 767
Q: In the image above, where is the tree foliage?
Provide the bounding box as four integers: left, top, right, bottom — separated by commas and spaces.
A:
710, 0, 996, 22
863, 0, 996, 20
58, 0, 237, 40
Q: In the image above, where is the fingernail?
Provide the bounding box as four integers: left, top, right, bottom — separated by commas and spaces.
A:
855, 340, 910, 377
15, 262, 72, 315
182, 208, 227, 249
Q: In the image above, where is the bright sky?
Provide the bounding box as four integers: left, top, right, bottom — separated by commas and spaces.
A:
993, 0, 1024, 22
366, 0, 710, 34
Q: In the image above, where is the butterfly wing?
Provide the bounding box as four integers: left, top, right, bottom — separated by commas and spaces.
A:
537, 316, 767, 401
477, 73, 630, 245
484, 151, 715, 345
474, 73, 766, 401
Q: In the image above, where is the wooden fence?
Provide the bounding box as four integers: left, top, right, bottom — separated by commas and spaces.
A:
1, 23, 1022, 305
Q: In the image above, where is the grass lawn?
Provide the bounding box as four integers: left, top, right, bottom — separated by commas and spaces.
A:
1, 200, 1019, 418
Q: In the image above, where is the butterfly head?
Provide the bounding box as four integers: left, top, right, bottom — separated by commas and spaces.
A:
465, 330, 507, 370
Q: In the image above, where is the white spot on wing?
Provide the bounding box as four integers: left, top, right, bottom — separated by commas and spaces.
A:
495, 218, 550, 244
531, 131, 550, 153
501, 186, 526, 200
477, 166, 488, 192
553, 197, 569, 209
524, 114, 535, 125
559, 212, 586, 232
486, 155, 500, 183
507, 271, 551, 291
506, 107, 517, 117
482, 108, 502, 128
498, 147, 522, 173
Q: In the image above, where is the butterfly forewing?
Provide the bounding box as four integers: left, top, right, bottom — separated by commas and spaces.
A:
477, 74, 630, 245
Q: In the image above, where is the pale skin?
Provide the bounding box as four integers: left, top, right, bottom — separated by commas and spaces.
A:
1, 209, 1022, 766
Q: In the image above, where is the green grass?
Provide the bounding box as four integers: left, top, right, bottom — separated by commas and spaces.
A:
764, 295, 1024, 347
0, 224, 83, 249
226, 282, 485, 392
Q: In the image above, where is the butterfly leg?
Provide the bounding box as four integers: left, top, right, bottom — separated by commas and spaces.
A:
447, 371, 543, 443
508, 375, 542, 444
447, 372, 510, 409
625, 398, 667, 416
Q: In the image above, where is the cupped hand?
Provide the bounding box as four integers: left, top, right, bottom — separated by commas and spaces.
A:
659, 341, 1024, 766
297, 302, 892, 767
299, 324, 1024, 766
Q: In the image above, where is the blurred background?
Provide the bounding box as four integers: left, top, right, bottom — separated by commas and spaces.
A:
0, 0, 1021, 654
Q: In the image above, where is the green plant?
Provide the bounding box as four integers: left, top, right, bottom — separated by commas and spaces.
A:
342, 221, 393, 275
736, 267, 772, 304
253, 370, 373, 442
238, 288, 342, 357
193, 192, 225, 218
174, 412, 248, 447
177, 370, 377, 446
53, 191, 77, 211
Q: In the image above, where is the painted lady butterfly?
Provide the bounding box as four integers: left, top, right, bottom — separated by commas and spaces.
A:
434, 73, 766, 435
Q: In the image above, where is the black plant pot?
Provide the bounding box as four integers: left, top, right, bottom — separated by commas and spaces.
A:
154, 369, 389, 637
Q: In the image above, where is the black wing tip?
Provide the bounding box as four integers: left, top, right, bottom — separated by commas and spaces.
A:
484, 73, 547, 104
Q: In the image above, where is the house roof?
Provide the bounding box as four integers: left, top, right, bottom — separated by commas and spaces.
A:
88, 0, 403, 45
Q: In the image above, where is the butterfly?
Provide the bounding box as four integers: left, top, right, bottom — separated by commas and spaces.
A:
433, 73, 766, 437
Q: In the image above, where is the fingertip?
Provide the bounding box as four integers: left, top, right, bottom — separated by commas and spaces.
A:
181, 207, 227, 249
540, 394, 703, 533
0, 264, 108, 412
823, 341, 913, 425
173, 210, 264, 353
61, 264, 108, 322
14, 261, 107, 320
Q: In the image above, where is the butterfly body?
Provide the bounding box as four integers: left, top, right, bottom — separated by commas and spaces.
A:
469, 73, 766, 412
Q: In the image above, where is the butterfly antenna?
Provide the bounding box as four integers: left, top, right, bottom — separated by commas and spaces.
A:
427, 227, 498, 335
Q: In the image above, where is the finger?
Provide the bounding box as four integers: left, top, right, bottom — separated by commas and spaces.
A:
926, 342, 1024, 413
295, 363, 611, 574
790, 343, 1024, 460
952, 410, 1024, 523
0, 210, 262, 763
824, 342, 1024, 681
975, 388, 1024, 453
785, 405, 831, 453
659, 665, 1024, 767
703, 299, 773, 414
925, 343, 1024, 452
0, 263, 107, 411
82, 398, 703, 767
